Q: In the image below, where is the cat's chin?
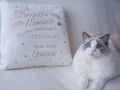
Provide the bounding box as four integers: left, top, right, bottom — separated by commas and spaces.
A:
87, 53, 102, 58
85, 51, 102, 58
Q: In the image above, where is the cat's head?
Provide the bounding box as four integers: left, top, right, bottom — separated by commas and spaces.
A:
82, 32, 110, 57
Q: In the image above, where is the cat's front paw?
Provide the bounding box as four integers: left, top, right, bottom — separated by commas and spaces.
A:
90, 80, 106, 90
78, 78, 89, 89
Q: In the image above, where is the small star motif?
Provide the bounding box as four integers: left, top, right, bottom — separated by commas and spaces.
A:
70, 62, 72, 64
24, 55, 27, 58
60, 51, 63, 54
22, 43, 24, 45
15, 61, 18, 63
6, 66, 8, 69
57, 22, 62, 26
2, 57, 5, 59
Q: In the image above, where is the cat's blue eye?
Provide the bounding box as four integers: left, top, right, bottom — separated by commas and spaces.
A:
85, 43, 91, 47
97, 44, 103, 49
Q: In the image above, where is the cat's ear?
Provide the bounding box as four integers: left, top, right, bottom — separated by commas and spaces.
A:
82, 32, 91, 42
100, 33, 109, 45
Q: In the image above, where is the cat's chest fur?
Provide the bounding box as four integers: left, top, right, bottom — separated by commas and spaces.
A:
73, 47, 119, 80
88, 56, 116, 80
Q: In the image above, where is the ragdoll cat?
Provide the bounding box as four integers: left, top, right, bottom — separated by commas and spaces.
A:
72, 32, 120, 90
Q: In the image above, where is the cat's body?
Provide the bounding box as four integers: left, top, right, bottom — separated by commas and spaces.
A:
72, 32, 120, 90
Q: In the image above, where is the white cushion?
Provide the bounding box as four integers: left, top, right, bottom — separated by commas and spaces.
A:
0, 1, 72, 69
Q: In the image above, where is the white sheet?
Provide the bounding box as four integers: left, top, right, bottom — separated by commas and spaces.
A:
0, 0, 120, 90
0, 66, 120, 90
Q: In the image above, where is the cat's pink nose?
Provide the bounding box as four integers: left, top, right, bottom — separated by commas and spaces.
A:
92, 49, 96, 52
91, 49, 96, 55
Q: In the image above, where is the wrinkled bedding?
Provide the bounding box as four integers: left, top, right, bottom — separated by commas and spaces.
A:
0, 66, 120, 90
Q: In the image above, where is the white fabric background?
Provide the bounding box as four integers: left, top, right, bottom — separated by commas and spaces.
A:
0, 0, 120, 55
0, 0, 120, 90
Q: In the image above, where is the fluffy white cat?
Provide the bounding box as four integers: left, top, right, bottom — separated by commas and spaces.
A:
72, 32, 120, 90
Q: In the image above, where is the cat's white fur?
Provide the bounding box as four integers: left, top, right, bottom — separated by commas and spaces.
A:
72, 39, 120, 90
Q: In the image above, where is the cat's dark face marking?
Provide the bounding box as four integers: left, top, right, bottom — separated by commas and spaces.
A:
84, 40, 105, 52
82, 32, 110, 57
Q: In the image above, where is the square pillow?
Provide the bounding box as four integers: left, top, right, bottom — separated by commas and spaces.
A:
0, 1, 72, 69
